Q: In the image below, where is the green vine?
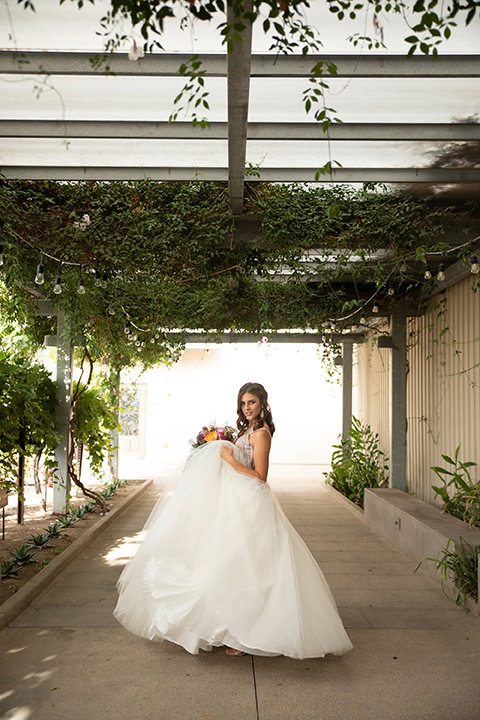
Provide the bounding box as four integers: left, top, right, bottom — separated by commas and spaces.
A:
0, 179, 479, 371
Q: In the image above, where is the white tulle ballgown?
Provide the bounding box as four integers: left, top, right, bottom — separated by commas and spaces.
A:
114, 433, 353, 659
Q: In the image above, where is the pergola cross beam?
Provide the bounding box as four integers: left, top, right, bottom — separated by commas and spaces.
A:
2, 52, 479, 77
2, 120, 479, 141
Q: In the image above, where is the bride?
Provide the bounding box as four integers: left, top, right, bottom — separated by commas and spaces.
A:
114, 381, 353, 659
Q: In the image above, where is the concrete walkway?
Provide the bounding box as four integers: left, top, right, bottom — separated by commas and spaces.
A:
1, 466, 479, 720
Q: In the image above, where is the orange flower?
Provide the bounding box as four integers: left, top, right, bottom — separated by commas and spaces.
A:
204, 430, 218, 442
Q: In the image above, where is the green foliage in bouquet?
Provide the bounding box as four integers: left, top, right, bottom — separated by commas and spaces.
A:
324, 416, 388, 507
191, 425, 236, 449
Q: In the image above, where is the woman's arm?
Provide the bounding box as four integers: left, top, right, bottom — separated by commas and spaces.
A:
220, 429, 271, 483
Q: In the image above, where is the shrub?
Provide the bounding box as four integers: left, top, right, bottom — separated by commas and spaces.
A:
324, 416, 388, 507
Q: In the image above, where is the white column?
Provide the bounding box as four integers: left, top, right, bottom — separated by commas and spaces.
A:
53, 313, 73, 513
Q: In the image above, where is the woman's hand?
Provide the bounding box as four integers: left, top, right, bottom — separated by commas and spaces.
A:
220, 443, 234, 463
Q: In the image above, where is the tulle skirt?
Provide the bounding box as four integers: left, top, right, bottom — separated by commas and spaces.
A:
114, 441, 353, 659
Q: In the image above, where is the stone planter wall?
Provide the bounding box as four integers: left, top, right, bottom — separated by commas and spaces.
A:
365, 488, 480, 616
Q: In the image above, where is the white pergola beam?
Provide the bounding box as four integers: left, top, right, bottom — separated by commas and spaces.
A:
227, 2, 253, 215
3, 166, 479, 183
2, 52, 479, 77
183, 332, 365, 343
2, 120, 479, 141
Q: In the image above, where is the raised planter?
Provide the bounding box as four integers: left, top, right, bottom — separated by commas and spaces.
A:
323, 482, 365, 521
365, 488, 480, 616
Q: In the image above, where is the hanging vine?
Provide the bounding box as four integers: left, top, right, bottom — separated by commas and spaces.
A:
0, 179, 479, 370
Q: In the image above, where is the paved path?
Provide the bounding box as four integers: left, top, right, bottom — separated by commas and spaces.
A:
1, 466, 479, 720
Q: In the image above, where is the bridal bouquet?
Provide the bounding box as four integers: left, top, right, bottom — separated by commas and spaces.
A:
190, 424, 236, 449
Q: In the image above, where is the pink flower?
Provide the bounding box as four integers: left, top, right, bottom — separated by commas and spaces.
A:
128, 41, 144, 62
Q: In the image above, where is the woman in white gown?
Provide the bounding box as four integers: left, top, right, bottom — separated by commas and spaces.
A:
114, 382, 353, 659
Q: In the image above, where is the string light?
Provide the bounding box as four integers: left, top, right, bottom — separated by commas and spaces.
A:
124, 320, 131, 334
53, 262, 62, 294
470, 255, 480, 274
34, 254, 45, 285
95, 269, 103, 287
436, 264, 446, 282
387, 286, 394, 296
424, 265, 432, 280
77, 265, 86, 295
372, 302, 379, 313
101, 271, 108, 289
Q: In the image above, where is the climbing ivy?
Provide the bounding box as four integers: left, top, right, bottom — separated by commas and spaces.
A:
0, 179, 479, 369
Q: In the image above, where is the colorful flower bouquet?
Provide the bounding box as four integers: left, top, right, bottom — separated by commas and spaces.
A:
190, 424, 236, 449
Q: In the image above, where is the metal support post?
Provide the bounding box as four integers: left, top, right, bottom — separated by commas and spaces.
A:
389, 314, 407, 491
342, 343, 353, 440
53, 314, 73, 514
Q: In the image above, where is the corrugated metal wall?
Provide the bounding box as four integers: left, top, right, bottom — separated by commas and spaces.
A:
354, 324, 390, 460
355, 276, 480, 506
407, 277, 480, 505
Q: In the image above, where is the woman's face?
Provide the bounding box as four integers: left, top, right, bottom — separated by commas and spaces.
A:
240, 393, 261, 423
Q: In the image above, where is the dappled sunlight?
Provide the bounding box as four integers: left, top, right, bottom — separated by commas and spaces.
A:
102, 531, 146, 567
2, 707, 32, 720
5, 647, 27, 655
0, 637, 63, 720
21, 671, 54, 689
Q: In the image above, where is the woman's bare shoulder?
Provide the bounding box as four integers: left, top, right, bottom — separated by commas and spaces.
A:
251, 426, 272, 438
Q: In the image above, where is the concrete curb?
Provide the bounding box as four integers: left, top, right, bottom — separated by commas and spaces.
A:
324, 482, 365, 521
0, 479, 152, 632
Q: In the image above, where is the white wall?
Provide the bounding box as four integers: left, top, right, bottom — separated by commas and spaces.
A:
119, 342, 342, 479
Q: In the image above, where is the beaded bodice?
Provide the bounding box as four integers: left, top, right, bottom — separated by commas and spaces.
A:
235, 427, 271, 470
236, 430, 255, 469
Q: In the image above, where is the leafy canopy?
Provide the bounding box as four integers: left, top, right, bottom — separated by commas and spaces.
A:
1, 179, 479, 369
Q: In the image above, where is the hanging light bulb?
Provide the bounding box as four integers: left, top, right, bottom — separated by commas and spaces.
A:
436, 263, 446, 282
134, 335, 141, 347
424, 265, 432, 280
53, 262, 62, 294
35, 254, 45, 285
150, 336, 155, 344
101, 271, 108, 289
387, 286, 394, 296
470, 255, 480, 274
77, 265, 86, 295
360, 314, 366, 324
124, 320, 131, 334
372, 302, 379, 313
95, 269, 103, 287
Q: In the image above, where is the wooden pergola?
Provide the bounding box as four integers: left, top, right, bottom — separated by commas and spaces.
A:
2, 34, 480, 510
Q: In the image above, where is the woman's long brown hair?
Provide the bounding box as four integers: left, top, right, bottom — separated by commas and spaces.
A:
236, 382, 275, 437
